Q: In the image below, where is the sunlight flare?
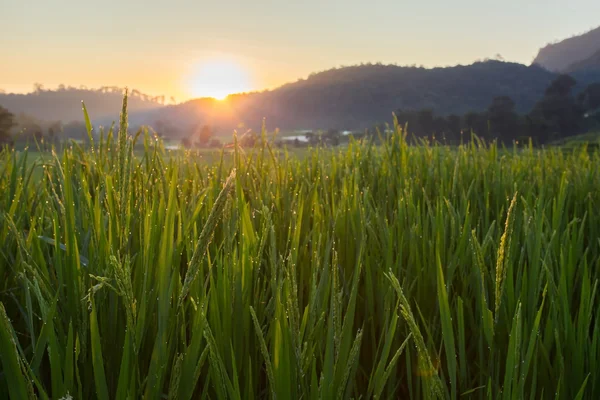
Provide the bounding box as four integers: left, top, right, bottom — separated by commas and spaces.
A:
187, 59, 252, 100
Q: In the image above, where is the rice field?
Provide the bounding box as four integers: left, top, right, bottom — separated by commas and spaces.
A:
1, 97, 600, 399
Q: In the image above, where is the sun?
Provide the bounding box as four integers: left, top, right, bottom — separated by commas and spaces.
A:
188, 60, 252, 100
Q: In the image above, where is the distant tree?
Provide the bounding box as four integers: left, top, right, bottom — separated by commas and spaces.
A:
545, 74, 577, 97
578, 83, 600, 113
181, 137, 192, 148
488, 96, 515, 117
0, 105, 15, 144
33, 130, 44, 142
387, 74, 599, 145
463, 111, 489, 138
153, 120, 166, 136
197, 125, 213, 146
416, 109, 435, 136
432, 116, 448, 139
240, 132, 258, 147
304, 132, 321, 146
14, 113, 43, 142
324, 129, 340, 146
444, 114, 462, 141
305, 131, 314, 143
209, 138, 222, 148
577, 83, 600, 130
62, 121, 87, 139
47, 121, 62, 144
395, 110, 418, 135
152, 119, 181, 138
488, 96, 519, 141
528, 74, 585, 142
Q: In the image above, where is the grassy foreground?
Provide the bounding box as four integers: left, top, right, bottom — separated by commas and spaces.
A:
1, 99, 600, 399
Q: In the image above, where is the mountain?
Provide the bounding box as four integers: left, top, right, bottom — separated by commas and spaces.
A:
0, 86, 164, 123
3, 61, 600, 136
533, 26, 600, 72
141, 61, 570, 133
567, 49, 600, 73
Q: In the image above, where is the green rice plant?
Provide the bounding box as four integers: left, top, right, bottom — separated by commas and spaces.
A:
494, 192, 518, 321
1, 97, 600, 399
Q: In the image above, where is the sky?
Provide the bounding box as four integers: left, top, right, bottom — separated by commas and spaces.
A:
1, 0, 599, 101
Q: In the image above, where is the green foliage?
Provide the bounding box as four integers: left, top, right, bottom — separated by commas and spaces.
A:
1, 99, 600, 399
393, 77, 600, 145
0, 105, 15, 143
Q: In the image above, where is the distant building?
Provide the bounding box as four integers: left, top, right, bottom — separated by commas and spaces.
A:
280, 135, 309, 143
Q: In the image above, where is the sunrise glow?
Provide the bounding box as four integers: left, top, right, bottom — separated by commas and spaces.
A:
187, 60, 253, 100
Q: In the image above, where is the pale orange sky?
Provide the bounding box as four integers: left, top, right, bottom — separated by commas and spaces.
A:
2, 0, 599, 102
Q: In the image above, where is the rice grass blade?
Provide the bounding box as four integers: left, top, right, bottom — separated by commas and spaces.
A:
437, 253, 457, 399
90, 302, 110, 400
178, 170, 236, 307
250, 306, 276, 399
0, 303, 34, 400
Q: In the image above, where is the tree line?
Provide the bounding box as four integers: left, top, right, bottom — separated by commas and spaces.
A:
2, 74, 600, 147
26, 84, 173, 105
386, 75, 600, 144
0, 109, 91, 146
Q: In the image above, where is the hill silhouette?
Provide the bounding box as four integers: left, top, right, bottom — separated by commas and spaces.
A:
0, 86, 164, 123
3, 61, 600, 136
142, 61, 595, 133
533, 26, 600, 72
567, 49, 600, 73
